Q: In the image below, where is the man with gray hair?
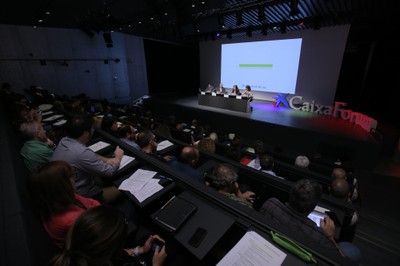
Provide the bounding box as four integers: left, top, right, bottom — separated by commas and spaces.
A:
19, 121, 55, 171
208, 163, 255, 208
294, 155, 310, 169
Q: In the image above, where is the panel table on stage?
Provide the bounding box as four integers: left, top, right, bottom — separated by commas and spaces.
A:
198, 92, 250, 113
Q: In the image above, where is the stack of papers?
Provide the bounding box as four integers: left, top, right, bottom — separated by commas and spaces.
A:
247, 159, 262, 170
38, 104, 53, 111
118, 169, 163, 202
156, 140, 174, 151
246, 147, 255, 153
53, 119, 67, 126
88, 141, 110, 152
41, 111, 54, 116
118, 155, 135, 170
217, 231, 287, 266
42, 114, 64, 122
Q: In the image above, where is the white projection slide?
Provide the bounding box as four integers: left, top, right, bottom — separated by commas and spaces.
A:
221, 38, 302, 93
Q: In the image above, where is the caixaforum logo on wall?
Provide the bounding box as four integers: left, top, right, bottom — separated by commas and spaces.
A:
273, 94, 377, 132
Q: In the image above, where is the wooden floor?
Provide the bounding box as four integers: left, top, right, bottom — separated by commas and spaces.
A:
146, 93, 400, 266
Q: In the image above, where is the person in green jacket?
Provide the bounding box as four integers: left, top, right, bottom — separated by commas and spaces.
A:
19, 121, 55, 171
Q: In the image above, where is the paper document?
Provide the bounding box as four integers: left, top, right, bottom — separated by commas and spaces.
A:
156, 140, 174, 151
88, 141, 110, 152
118, 169, 163, 202
315, 205, 330, 213
217, 231, 286, 266
53, 119, 67, 126
247, 159, 262, 170
42, 114, 64, 122
41, 111, 54, 116
246, 147, 255, 153
118, 155, 135, 170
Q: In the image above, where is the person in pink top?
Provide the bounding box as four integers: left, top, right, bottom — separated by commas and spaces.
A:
29, 160, 100, 248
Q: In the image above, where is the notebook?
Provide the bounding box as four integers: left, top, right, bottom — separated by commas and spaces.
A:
154, 196, 197, 232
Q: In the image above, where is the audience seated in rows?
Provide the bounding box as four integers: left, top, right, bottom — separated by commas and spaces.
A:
331, 167, 360, 203
29, 160, 101, 248
101, 116, 119, 137
209, 132, 218, 142
51, 205, 168, 266
207, 163, 255, 209
260, 179, 361, 262
253, 139, 266, 168
119, 124, 140, 150
330, 178, 359, 227
168, 146, 204, 183
51, 114, 124, 204
196, 138, 216, 153
225, 146, 242, 162
19, 121, 56, 172
294, 155, 310, 169
154, 120, 172, 139
260, 155, 282, 178
170, 122, 192, 144
224, 135, 242, 162
136, 129, 173, 162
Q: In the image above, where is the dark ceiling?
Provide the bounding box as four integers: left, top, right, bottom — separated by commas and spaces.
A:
0, 0, 398, 45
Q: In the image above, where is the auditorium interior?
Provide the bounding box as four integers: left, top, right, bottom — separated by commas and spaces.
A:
1, 1, 400, 266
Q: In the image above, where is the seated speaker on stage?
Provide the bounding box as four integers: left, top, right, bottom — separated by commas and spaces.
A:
215, 83, 226, 94
231, 85, 241, 96
243, 85, 254, 112
243, 85, 253, 101
204, 83, 214, 93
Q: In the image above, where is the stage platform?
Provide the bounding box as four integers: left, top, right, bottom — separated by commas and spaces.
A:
145, 93, 381, 171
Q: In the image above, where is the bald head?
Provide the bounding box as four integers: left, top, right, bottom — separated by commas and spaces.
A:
330, 178, 350, 199
332, 168, 347, 179
180, 146, 199, 166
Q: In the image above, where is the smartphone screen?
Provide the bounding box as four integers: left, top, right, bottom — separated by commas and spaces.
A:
151, 240, 164, 251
